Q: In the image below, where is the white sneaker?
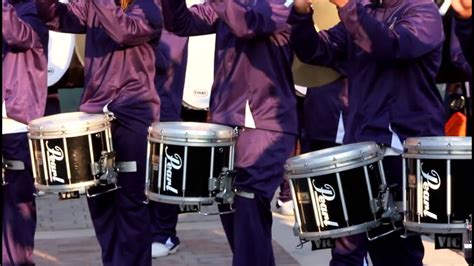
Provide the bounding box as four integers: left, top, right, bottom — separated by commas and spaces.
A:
276, 199, 294, 216
151, 238, 179, 258
36, 190, 45, 196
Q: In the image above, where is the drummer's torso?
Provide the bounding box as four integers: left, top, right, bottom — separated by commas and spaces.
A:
342, 1, 445, 146
210, 24, 298, 134
2, 0, 49, 124
78, 0, 161, 113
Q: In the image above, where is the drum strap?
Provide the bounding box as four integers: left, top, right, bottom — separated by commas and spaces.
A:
2, 159, 25, 171
115, 161, 137, 173
235, 190, 255, 199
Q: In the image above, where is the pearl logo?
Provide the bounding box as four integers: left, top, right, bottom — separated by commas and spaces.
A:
45, 141, 65, 183
312, 181, 339, 227
421, 163, 441, 220
163, 147, 182, 194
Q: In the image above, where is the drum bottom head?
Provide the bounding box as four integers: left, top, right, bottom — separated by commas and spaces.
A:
147, 192, 215, 205
404, 221, 468, 234
35, 180, 97, 193
296, 220, 381, 240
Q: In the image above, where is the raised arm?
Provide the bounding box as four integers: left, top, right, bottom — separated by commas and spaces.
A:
36, 0, 88, 33
288, 7, 348, 69
92, 0, 162, 46
454, 17, 472, 66
338, 0, 444, 61
161, 0, 217, 36
3, 0, 45, 51
208, 0, 290, 39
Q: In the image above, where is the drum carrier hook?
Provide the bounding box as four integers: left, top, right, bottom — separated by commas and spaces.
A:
88, 151, 137, 198
198, 167, 237, 216
2, 156, 25, 186
366, 183, 403, 241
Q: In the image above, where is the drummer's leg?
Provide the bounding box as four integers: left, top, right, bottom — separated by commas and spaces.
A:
331, 234, 369, 266
112, 116, 152, 266
86, 189, 117, 265
220, 128, 296, 266
2, 133, 37, 265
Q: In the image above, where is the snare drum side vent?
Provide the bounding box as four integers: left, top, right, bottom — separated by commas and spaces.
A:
297, 192, 311, 204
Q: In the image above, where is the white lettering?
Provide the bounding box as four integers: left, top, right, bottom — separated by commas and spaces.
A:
45, 141, 65, 183
421, 163, 441, 220
312, 182, 340, 227
163, 147, 182, 194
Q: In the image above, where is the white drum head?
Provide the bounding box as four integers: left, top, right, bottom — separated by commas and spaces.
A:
47, 31, 75, 87
285, 142, 383, 177
148, 122, 237, 144
28, 112, 110, 138
182, 0, 215, 110
2, 118, 28, 135
182, 33, 215, 110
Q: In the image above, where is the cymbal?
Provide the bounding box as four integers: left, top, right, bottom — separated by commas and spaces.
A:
75, 34, 85, 66
292, 0, 342, 88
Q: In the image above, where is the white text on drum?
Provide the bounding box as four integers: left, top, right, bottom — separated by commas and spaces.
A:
421, 164, 441, 220
163, 147, 182, 194
45, 141, 65, 183
312, 181, 340, 227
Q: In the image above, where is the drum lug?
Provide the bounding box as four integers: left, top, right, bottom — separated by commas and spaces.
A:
91, 151, 118, 186
465, 215, 472, 264
370, 199, 379, 214
214, 168, 237, 205
367, 184, 403, 241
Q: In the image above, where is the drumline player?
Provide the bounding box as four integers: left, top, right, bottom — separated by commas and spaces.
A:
150, 27, 189, 258
451, 0, 472, 137
35, 0, 163, 264
451, 0, 472, 67
275, 94, 304, 217
298, 78, 348, 162
160, 0, 299, 265
289, 0, 446, 265
2, 0, 49, 264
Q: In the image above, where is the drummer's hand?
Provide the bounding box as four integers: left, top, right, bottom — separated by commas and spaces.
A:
294, 0, 312, 14
452, 0, 472, 19
329, 0, 349, 8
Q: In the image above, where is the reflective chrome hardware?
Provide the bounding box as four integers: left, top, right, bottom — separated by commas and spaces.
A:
92, 151, 118, 186
213, 167, 237, 205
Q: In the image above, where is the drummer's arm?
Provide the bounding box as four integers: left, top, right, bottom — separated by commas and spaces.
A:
288, 7, 348, 68
91, 0, 162, 46
337, 0, 444, 61
208, 0, 290, 39
161, 0, 218, 36
2, 0, 44, 51
454, 17, 472, 66
36, 0, 88, 33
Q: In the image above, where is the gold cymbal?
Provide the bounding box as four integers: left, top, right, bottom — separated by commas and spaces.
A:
292, 0, 342, 88
75, 34, 85, 66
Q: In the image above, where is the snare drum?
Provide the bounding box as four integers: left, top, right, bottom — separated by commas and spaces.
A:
146, 122, 236, 205
403, 136, 472, 234
27, 112, 113, 193
285, 142, 386, 240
